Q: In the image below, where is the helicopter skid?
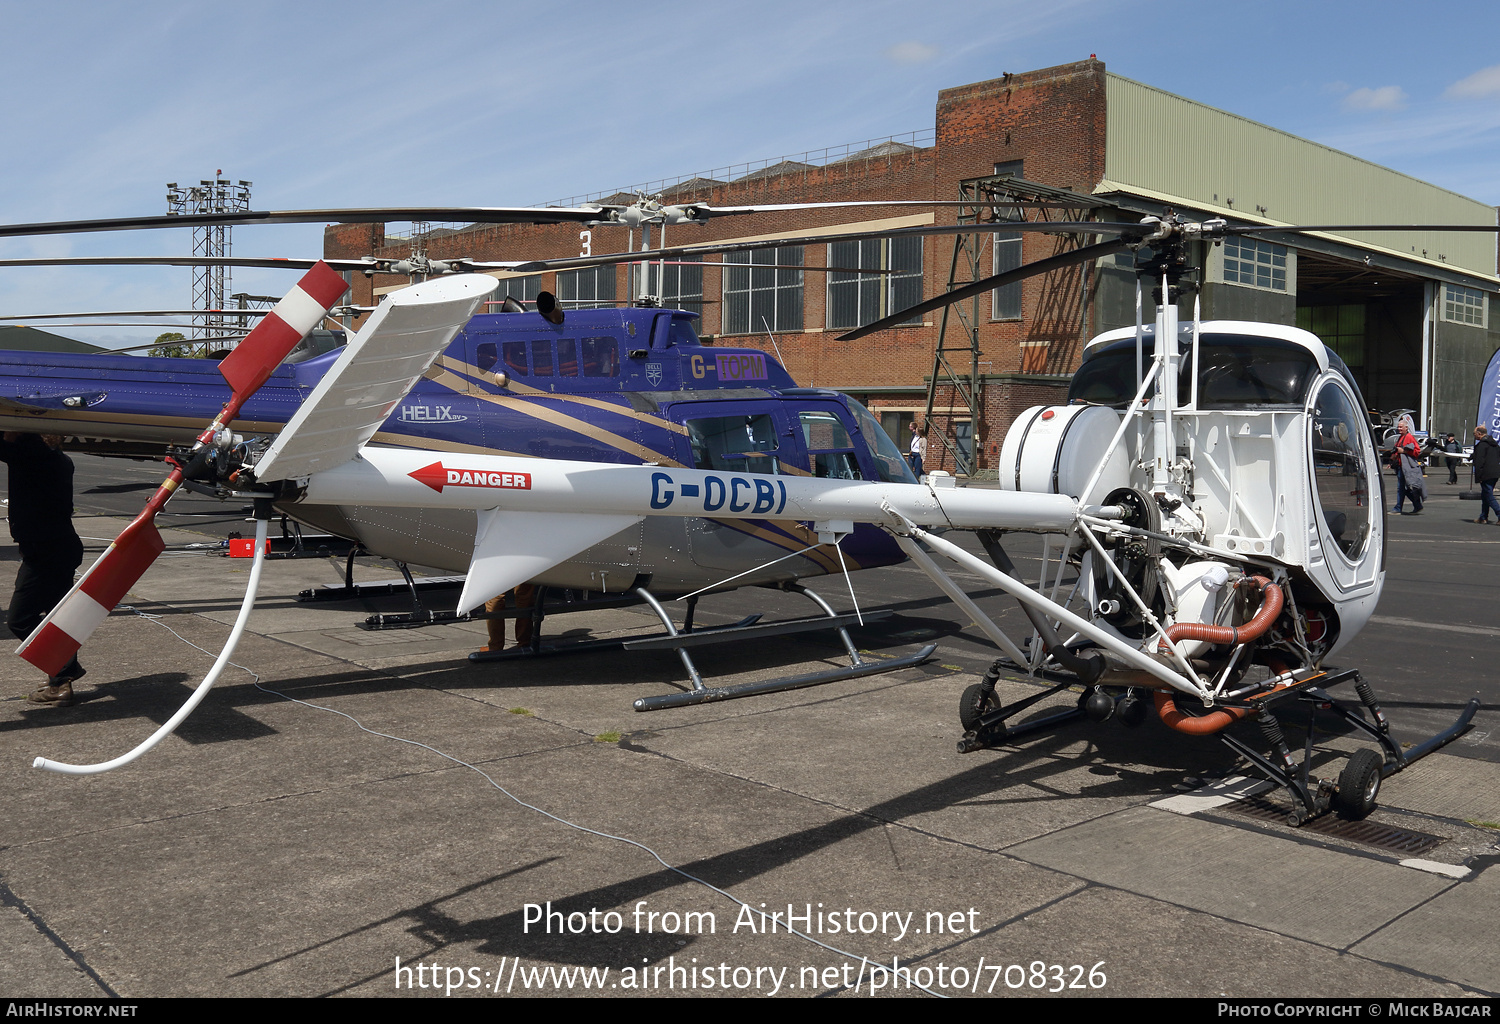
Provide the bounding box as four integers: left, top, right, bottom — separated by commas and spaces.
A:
460, 583, 932, 712
958, 664, 1480, 827
632, 643, 939, 712
1219, 668, 1480, 826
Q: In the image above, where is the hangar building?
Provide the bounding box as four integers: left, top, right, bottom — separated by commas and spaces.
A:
325, 58, 1499, 475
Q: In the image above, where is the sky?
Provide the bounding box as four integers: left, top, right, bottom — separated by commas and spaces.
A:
1, 0, 1497, 349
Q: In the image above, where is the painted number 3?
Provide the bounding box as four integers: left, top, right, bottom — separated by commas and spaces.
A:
579, 230, 592, 257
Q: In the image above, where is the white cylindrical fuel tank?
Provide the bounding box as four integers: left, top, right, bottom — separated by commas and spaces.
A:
999, 405, 1131, 503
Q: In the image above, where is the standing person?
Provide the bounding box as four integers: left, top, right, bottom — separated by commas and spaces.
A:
1390, 418, 1427, 515
0, 433, 85, 706
480, 584, 537, 653
907, 421, 927, 478
1445, 432, 1461, 484
1472, 425, 1500, 524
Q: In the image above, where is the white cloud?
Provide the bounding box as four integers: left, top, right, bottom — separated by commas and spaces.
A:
1342, 86, 1408, 112
1445, 64, 1500, 99
885, 41, 939, 65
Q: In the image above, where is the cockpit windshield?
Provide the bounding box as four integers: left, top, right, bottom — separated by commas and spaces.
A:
844, 397, 917, 484
1069, 334, 1320, 409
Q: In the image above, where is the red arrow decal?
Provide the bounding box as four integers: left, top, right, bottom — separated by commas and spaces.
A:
409, 461, 532, 494
409, 461, 450, 492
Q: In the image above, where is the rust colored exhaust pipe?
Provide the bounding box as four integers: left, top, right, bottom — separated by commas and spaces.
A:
1154, 578, 1285, 735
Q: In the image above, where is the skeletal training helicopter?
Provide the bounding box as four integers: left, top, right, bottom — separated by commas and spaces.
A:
0, 197, 1489, 825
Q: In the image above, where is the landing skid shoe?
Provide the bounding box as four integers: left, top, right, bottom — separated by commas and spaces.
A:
1218, 668, 1479, 826
956, 659, 1091, 753
956, 662, 1479, 826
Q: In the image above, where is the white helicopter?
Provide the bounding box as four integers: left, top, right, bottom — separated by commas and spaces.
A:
1, 203, 1488, 826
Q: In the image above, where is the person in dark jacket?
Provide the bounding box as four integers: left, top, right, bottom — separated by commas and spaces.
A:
0, 433, 85, 706
1472, 425, 1500, 524
1445, 433, 1461, 484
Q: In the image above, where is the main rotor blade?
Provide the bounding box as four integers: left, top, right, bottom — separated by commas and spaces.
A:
0, 206, 625, 239
508, 221, 1142, 275
0, 309, 273, 321
836, 238, 1128, 342
1231, 223, 1499, 235
681, 199, 1100, 218
0, 255, 381, 271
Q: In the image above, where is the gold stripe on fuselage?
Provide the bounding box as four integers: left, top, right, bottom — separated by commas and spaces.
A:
706, 518, 852, 574
422, 364, 685, 468
434, 355, 691, 436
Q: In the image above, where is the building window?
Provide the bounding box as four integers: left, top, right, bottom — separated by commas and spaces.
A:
1443, 284, 1488, 327
497, 274, 541, 301
723, 247, 803, 334
826, 237, 922, 329
631, 256, 703, 317
991, 211, 1023, 321
491, 273, 541, 310
1222, 238, 1288, 291
1297, 304, 1365, 368
557, 266, 616, 309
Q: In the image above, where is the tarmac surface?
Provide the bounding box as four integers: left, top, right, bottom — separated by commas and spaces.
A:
1, 457, 1497, 999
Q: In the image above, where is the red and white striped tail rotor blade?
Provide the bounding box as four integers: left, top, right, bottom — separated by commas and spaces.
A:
18, 512, 167, 676
17, 263, 346, 675
216, 260, 348, 412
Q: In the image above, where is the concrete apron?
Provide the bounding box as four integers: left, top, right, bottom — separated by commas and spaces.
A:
0, 522, 1496, 998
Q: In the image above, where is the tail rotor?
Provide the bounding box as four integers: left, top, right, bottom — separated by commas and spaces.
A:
17, 261, 349, 677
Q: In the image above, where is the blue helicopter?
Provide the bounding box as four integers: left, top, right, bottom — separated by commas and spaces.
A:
0, 279, 936, 708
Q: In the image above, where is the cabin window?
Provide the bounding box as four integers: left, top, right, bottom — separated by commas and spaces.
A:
530, 339, 554, 376
800, 409, 861, 479
580, 336, 619, 377
474, 342, 499, 373
853, 401, 917, 483
687, 414, 782, 474
723, 247, 803, 334
1069, 335, 1318, 409
500, 341, 527, 375
667, 318, 701, 348
826, 237, 922, 329
1310, 380, 1373, 561
557, 338, 579, 377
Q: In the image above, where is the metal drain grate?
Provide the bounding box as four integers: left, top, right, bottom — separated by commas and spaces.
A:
1226, 797, 1447, 855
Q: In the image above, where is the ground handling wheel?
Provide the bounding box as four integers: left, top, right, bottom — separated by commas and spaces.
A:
1334, 748, 1383, 818
959, 682, 995, 732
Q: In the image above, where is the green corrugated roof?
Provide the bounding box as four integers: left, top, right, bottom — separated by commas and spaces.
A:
0, 326, 104, 352
1102, 74, 1497, 282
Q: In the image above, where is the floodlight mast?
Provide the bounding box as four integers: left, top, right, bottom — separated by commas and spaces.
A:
166, 177, 252, 353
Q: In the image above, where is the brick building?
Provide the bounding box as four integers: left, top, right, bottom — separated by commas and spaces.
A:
326, 59, 1499, 475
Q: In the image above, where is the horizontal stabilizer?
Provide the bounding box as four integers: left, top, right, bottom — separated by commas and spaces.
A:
253, 275, 497, 482
456, 509, 643, 615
